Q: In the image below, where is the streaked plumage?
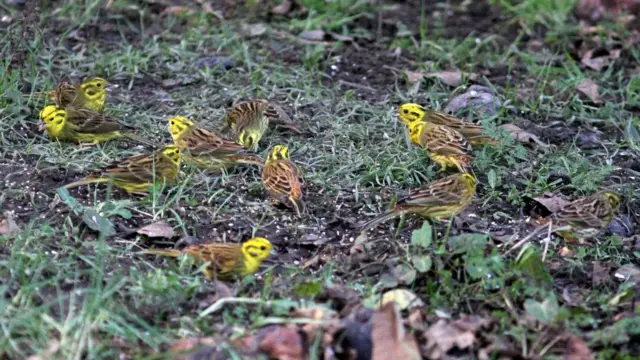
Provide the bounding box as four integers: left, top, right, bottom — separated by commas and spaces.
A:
409, 121, 473, 173
30, 78, 108, 113
262, 145, 305, 216
552, 191, 621, 242
144, 237, 273, 280
360, 173, 476, 230
226, 100, 301, 150
63, 146, 182, 194
168, 116, 263, 169
39, 105, 154, 145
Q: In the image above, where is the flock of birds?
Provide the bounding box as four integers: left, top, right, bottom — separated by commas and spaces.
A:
28, 77, 622, 280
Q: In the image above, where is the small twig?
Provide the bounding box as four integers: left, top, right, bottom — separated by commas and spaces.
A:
538, 334, 564, 357
541, 221, 553, 261
337, 79, 376, 92
503, 224, 548, 257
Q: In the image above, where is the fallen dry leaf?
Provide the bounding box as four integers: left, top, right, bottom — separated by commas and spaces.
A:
559, 246, 577, 257
136, 221, 174, 238
564, 334, 594, 360
581, 48, 621, 71
299, 29, 326, 41
424, 71, 478, 87
576, 79, 602, 104
403, 70, 424, 84
424, 316, 491, 359
160, 6, 193, 16
501, 124, 550, 148
272, 0, 292, 15
0, 212, 20, 237
532, 194, 572, 214
575, 0, 640, 22
241, 23, 267, 38
592, 261, 612, 287
371, 302, 421, 360
170, 337, 218, 354
258, 326, 305, 360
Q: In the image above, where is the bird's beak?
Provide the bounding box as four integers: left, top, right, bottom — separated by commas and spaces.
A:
270, 249, 278, 256
105, 83, 114, 93
38, 122, 46, 132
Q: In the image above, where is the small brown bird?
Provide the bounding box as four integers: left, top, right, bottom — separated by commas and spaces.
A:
29, 77, 108, 113
226, 100, 302, 150
168, 116, 263, 169
262, 145, 305, 216
408, 121, 473, 173
552, 191, 621, 243
360, 173, 477, 231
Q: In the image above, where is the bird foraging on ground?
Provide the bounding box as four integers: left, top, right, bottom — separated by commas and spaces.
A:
144, 237, 274, 280
167, 116, 264, 170
226, 99, 301, 150
551, 191, 621, 243
63, 145, 182, 194
398, 103, 497, 146
360, 173, 476, 231
29, 77, 108, 113
262, 145, 305, 216
407, 120, 473, 173
39, 105, 154, 145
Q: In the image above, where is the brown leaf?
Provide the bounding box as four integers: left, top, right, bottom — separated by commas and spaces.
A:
272, 0, 292, 15
424, 71, 479, 87
424, 316, 491, 359
576, 79, 602, 104
258, 326, 305, 360
136, 221, 174, 238
0, 213, 20, 237
500, 124, 550, 148
532, 194, 572, 214
241, 23, 267, 38
160, 6, 193, 16
299, 29, 326, 41
592, 261, 612, 287
564, 334, 594, 360
581, 48, 620, 71
170, 337, 218, 354
403, 70, 424, 84
371, 302, 421, 360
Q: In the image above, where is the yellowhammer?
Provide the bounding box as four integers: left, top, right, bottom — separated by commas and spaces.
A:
144, 237, 274, 280
398, 103, 496, 146
39, 105, 153, 145
262, 145, 305, 216
226, 100, 301, 150
551, 191, 621, 243
360, 173, 476, 230
63, 145, 182, 194
168, 116, 264, 170
30, 77, 108, 113
408, 121, 473, 173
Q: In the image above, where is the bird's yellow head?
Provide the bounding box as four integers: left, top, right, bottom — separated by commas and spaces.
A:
160, 145, 182, 167
266, 145, 290, 164
80, 77, 108, 102
241, 237, 274, 262
238, 130, 259, 150
39, 105, 67, 136
398, 103, 426, 126
168, 116, 195, 142
601, 191, 621, 211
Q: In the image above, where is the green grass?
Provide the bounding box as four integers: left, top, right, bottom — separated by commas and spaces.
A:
1, 0, 639, 358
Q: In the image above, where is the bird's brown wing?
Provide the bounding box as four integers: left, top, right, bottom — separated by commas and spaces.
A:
181, 127, 248, 155
65, 107, 129, 134
554, 195, 612, 228
419, 124, 471, 156
185, 244, 244, 276
102, 152, 164, 183
401, 175, 466, 208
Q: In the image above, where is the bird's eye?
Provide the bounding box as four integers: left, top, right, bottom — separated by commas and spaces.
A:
260, 246, 266, 250
403, 109, 408, 114
171, 121, 175, 125
96, 83, 102, 87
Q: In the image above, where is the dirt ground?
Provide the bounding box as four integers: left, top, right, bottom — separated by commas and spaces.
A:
1, 0, 639, 359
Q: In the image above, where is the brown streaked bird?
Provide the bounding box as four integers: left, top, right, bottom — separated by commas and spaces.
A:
262, 144, 305, 216
167, 116, 264, 169
144, 237, 274, 280
63, 145, 182, 194
408, 121, 473, 173
360, 173, 477, 231
551, 191, 621, 243
398, 103, 497, 146
226, 99, 302, 150
28, 77, 108, 113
